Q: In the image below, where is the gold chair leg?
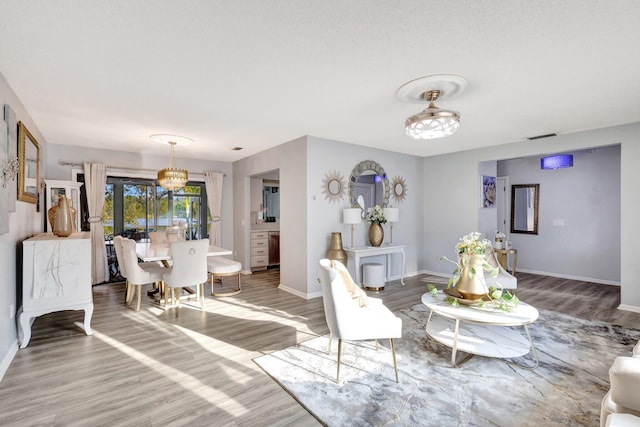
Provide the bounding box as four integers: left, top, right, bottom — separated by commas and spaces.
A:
126, 281, 134, 305
124, 280, 130, 304
336, 339, 342, 383
136, 285, 142, 311
390, 338, 398, 383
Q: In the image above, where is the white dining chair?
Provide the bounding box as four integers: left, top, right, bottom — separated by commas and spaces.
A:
148, 231, 168, 244
163, 239, 209, 309
119, 238, 169, 311
317, 258, 402, 383
113, 236, 166, 303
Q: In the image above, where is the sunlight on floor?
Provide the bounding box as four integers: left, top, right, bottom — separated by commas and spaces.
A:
88, 327, 250, 417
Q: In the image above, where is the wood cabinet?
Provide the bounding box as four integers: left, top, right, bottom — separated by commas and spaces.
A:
19, 232, 93, 348
268, 231, 280, 265
250, 231, 269, 271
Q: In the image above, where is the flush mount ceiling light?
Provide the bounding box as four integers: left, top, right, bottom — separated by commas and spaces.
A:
397, 74, 467, 140
150, 134, 194, 191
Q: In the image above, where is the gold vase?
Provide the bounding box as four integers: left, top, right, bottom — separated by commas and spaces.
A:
49, 195, 74, 237
454, 254, 488, 300
326, 232, 348, 266
368, 223, 384, 247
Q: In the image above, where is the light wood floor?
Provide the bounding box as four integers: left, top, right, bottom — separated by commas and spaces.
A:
1, 270, 638, 426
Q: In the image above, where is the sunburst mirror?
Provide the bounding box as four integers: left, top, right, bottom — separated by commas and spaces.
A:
321, 170, 346, 204
391, 176, 407, 203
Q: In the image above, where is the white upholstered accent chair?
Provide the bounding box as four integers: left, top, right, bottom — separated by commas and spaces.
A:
119, 238, 169, 311
163, 239, 209, 309
601, 349, 640, 427
484, 246, 517, 290
317, 258, 402, 383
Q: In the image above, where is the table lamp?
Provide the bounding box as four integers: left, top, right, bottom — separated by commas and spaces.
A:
343, 208, 362, 248
383, 207, 399, 245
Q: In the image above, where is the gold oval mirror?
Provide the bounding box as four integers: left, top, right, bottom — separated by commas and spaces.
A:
391, 176, 407, 203
328, 179, 341, 195
321, 170, 345, 204
17, 122, 39, 204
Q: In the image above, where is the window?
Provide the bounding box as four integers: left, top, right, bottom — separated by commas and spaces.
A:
78, 175, 209, 241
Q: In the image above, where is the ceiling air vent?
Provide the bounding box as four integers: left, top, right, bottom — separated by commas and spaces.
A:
526, 133, 557, 141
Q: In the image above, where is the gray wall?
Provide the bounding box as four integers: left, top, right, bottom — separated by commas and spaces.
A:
232, 135, 423, 299
497, 145, 620, 282
305, 136, 423, 297
0, 72, 48, 376
232, 137, 308, 297
422, 123, 639, 310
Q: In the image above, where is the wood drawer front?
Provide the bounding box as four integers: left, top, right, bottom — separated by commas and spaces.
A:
251, 256, 268, 267
251, 247, 268, 257
251, 239, 268, 248
251, 232, 269, 240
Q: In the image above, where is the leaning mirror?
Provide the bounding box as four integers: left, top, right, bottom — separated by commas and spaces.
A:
510, 184, 539, 235
17, 121, 39, 204
348, 160, 390, 210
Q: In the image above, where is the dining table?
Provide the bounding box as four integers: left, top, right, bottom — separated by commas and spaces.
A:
135, 241, 233, 299
135, 241, 232, 268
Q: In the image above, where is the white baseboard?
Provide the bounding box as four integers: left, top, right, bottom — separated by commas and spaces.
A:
278, 284, 322, 300
419, 270, 449, 278
516, 268, 620, 286
618, 304, 640, 314
0, 340, 19, 382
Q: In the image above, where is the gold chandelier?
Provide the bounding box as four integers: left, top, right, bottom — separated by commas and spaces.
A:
151, 134, 193, 191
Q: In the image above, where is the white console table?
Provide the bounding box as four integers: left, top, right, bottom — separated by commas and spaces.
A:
344, 244, 406, 286
19, 232, 93, 348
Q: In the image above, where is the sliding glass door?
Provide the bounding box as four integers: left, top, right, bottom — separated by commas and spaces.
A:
80, 175, 208, 241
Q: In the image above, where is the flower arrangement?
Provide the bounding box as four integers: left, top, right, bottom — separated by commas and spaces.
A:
455, 232, 493, 257
428, 231, 519, 312
364, 205, 387, 224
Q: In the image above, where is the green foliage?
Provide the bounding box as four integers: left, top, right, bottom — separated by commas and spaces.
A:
426, 283, 439, 297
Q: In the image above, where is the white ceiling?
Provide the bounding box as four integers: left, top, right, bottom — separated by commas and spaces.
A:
1, 1, 639, 162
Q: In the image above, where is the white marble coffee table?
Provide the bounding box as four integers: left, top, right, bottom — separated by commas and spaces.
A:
421, 292, 539, 368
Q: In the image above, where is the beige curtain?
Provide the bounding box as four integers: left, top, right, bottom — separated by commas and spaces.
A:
84, 162, 109, 284
204, 171, 224, 246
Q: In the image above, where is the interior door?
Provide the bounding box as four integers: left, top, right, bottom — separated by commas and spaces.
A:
497, 176, 509, 237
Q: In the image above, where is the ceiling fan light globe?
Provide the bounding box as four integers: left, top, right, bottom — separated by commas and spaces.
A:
405, 107, 460, 140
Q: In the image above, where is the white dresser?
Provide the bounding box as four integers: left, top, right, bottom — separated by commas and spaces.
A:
19, 232, 93, 348
250, 231, 269, 271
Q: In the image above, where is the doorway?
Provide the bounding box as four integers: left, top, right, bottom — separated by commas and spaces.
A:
497, 176, 509, 237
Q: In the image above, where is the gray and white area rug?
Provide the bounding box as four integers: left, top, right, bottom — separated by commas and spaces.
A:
254, 303, 640, 427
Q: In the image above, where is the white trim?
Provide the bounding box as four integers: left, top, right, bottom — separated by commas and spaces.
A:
516, 268, 620, 286
0, 340, 19, 382
617, 304, 640, 314
421, 269, 450, 278
277, 283, 319, 299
